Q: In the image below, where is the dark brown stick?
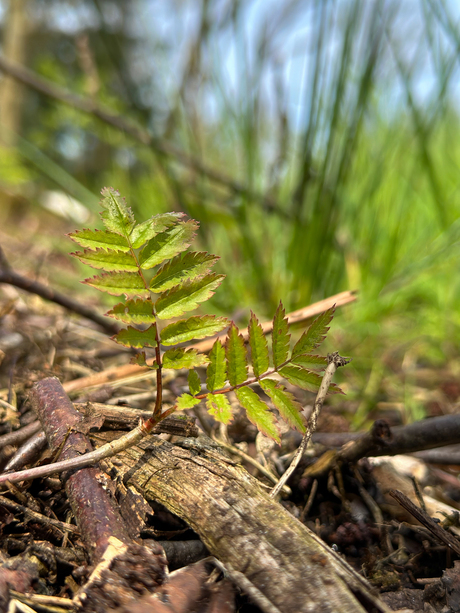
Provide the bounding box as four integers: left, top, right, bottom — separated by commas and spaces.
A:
389, 489, 460, 556
0, 55, 284, 215
29, 377, 131, 562
0, 264, 119, 336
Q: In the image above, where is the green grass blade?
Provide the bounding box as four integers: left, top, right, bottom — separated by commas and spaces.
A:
260, 379, 305, 433
235, 387, 280, 442
155, 274, 225, 319
139, 220, 199, 269
226, 324, 248, 386
206, 340, 227, 392
248, 311, 269, 377
160, 315, 229, 346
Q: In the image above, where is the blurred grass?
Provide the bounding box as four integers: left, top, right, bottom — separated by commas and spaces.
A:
1, 0, 460, 425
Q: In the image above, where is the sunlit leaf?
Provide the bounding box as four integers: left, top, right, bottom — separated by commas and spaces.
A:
248, 311, 269, 377
150, 251, 219, 292
155, 274, 225, 319
114, 325, 157, 348
188, 369, 201, 396
130, 212, 184, 249
160, 315, 228, 346
139, 220, 198, 269
235, 387, 280, 442
290, 354, 328, 370
84, 272, 148, 298
100, 187, 135, 237
68, 228, 129, 252
226, 324, 248, 386
260, 379, 305, 433
106, 299, 156, 324
272, 301, 290, 369
177, 393, 201, 410
206, 340, 227, 392
279, 364, 342, 394
292, 306, 335, 358
71, 248, 137, 272
162, 348, 209, 369
206, 393, 232, 424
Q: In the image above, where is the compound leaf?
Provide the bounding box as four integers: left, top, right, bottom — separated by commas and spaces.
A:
114, 325, 157, 348
162, 348, 209, 370
260, 379, 305, 433
68, 229, 129, 252
139, 220, 198, 269
155, 274, 225, 319
160, 315, 229, 346
177, 393, 201, 410
292, 306, 335, 358
106, 299, 156, 324
71, 248, 137, 272
226, 324, 248, 386
248, 311, 269, 377
150, 251, 218, 292
206, 393, 232, 424
188, 370, 201, 396
272, 301, 290, 369
206, 340, 227, 392
84, 272, 149, 298
235, 387, 280, 442
130, 212, 184, 249
100, 187, 135, 237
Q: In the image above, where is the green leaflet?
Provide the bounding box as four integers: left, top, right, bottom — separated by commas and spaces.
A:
248, 311, 269, 378
131, 352, 148, 367
150, 251, 218, 292
188, 370, 201, 396
139, 220, 198, 269
177, 393, 201, 410
106, 299, 156, 324
206, 340, 227, 392
71, 248, 137, 272
114, 325, 157, 348
260, 379, 305, 433
272, 301, 290, 369
235, 388, 280, 442
292, 306, 335, 358
84, 272, 149, 298
160, 315, 229, 346
162, 348, 209, 370
100, 187, 136, 237
130, 212, 184, 249
68, 229, 129, 252
155, 274, 225, 319
226, 324, 248, 386
291, 354, 328, 370
278, 364, 322, 392
206, 393, 232, 424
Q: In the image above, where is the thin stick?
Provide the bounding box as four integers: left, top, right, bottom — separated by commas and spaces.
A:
269, 353, 351, 499
0, 55, 283, 215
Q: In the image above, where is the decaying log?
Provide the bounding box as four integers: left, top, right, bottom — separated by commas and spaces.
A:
99, 434, 391, 613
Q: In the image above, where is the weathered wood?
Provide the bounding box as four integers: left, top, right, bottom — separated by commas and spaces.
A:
99, 434, 390, 613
